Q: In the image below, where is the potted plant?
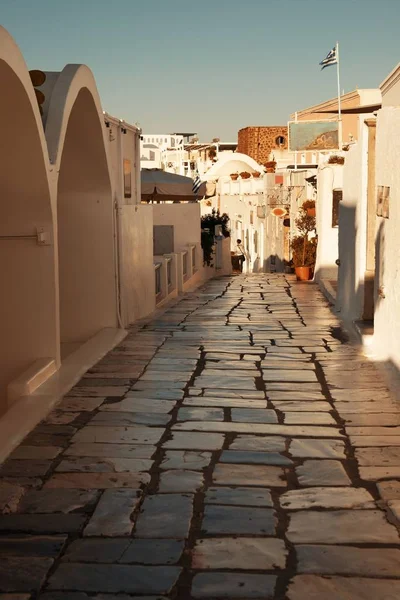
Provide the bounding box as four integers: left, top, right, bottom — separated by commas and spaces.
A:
290, 206, 317, 281
328, 155, 345, 165
264, 160, 277, 173
230, 173, 239, 181
302, 200, 316, 217
253, 172, 261, 178
208, 146, 217, 161
240, 171, 251, 179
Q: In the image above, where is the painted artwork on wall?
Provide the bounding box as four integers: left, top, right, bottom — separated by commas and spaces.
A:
124, 158, 132, 199
288, 121, 339, 151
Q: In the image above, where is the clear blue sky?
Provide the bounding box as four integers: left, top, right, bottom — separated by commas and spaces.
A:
2, 0, 398, 140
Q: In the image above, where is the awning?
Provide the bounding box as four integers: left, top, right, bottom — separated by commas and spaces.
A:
141, 168, 206, 202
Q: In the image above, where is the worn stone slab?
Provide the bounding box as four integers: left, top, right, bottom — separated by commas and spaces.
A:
48, 564, 181, 594
192, 537, 287, 570
202, 389, 265, 398
163, 432, 224, 451
213, 463, 286, 487
0, 461, 52, 478
173, 421, 344, 438
280, 487, 375, 510
119, 539, 184, 565
296, 544, 400, 576
287, 510, 399, 543
177, 408, 224, 421
0, 482, 25, 514
9, 446, 63, 460
65, 444, 155, 459
356, 447, 400, 466
44, 473, 149, 489
283, 412, 336, 425
55, 457, 152, 473
183, 397, 266, 408
125, 390, 183, 400
88, 412, 170, 427
161, 451, 211, 471
262, 369, 318, 382
158, 470, 203, 493
59, 397, 116, 412
0, 515, 86, 534
267, 391, 325, 401
18, 490, 99, 514
0, 535, 66, 557
287, 575, 400, 600
71, 426, 163, 445
377, 480, 400, 501
230, 409, 278, 423
359, 466, 400, 481
134, 494, 193, 538
290, 439, 346, 459
220, 450, 292, 466
191, 572, 276, 598
100, 398, 174, 414
45, 412, 78, 425
0, 556, 54, 592
342, 413, 400, 426
202, 505, 275, 535
62, 538, 130, 563
229, 435, 286, 452
273, 401, 331, 412
347, 426, 400, 436
296, 460, 351, 487
205, 487, 273, 507
66, 387, 128, 397
84, 489, 141, 536
350, 435, 400, 447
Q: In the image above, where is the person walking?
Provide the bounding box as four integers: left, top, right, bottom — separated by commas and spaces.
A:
235, 239, 246, 272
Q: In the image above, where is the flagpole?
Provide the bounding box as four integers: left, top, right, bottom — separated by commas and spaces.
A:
336, 41, 342, 149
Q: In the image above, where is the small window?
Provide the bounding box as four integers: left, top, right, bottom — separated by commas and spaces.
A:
332, 189, 342, 227
276, 135, 285, 146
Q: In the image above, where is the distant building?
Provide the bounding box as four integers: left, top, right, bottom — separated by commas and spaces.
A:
237, 126, 288, 164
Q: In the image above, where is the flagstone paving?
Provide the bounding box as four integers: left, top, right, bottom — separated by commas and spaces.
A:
0, 273, 400, 599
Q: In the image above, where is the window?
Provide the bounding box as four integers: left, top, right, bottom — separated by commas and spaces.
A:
150, 151, 155, 161
123, 159, 132, 200
332, 189, 342, 227
276, 135, 285, 146
254, 230, 258, 254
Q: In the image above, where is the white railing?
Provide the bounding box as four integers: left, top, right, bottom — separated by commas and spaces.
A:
154, 262, 162, 299
154, 243, 203, 306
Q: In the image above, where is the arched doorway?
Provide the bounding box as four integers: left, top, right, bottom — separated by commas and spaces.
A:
0, 58, 56, 414
56, 87, 116, 357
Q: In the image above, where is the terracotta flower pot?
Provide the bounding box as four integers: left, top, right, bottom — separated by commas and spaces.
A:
307, 208, 316, 217
230, 174, 239, 180
253, 172, 261, 178
295, 266, 311, 281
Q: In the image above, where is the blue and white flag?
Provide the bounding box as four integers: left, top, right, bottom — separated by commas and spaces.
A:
192, 173, 202, 194
320, 46, 337, 70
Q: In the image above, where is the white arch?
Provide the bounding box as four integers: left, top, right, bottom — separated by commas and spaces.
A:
202, 152, 264, 181
44, 65, 117, 351
0, 27, 57, 413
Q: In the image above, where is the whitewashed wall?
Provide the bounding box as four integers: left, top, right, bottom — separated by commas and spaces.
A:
315, 163, 343, 281
372, 107, 400, 369
336, 122, 368, 320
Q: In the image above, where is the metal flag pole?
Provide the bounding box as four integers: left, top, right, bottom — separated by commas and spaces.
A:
336, 41, 343, 149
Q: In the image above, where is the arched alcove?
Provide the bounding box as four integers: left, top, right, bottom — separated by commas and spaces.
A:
0, 55, 57, 414
56, 87, 116, 355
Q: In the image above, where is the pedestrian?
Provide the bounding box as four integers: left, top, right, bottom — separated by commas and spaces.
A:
235, 239, 246, 272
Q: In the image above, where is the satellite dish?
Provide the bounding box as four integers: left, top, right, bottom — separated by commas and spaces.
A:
271, 207, 286, 217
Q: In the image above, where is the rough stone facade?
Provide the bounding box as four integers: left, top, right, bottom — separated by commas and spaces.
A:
237, 126, 288, 164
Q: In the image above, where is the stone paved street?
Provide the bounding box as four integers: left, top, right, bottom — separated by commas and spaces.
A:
1, 273, 400, 599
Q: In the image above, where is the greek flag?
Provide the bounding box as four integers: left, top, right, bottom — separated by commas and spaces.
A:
320, 47, 337, 70
192, 173, 202, 194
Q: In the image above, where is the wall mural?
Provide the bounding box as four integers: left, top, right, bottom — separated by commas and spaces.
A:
288, 120, 339, 151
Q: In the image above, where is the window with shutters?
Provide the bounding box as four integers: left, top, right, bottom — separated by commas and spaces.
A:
332, 189, 342, 227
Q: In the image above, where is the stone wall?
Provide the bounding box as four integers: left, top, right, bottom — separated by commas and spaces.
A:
237, 126, 288, 164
